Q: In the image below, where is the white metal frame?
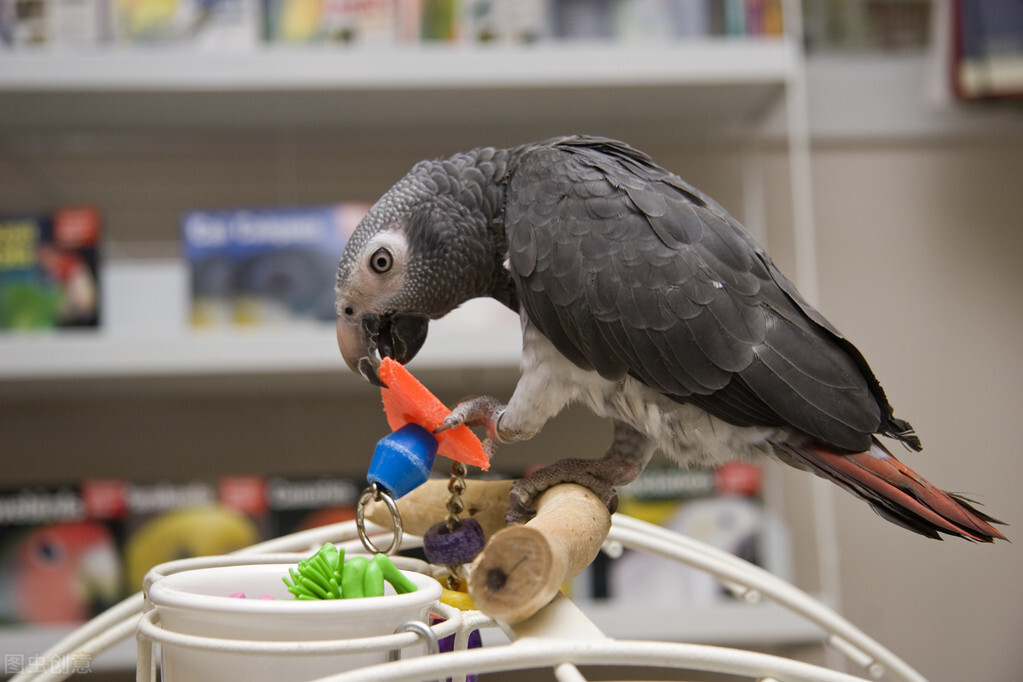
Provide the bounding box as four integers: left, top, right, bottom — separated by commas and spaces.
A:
9, 514, 926, 682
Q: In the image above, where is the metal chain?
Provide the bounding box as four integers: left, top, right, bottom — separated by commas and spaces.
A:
445, 461, 468, 530
443, 460, 468, 589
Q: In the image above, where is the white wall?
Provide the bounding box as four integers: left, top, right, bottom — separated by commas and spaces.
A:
793, 137, 1023, 681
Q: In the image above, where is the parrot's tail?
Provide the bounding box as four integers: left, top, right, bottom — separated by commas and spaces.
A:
779, 441, 1006, 542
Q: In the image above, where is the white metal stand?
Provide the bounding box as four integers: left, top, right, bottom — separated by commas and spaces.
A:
8, 514, 927, 682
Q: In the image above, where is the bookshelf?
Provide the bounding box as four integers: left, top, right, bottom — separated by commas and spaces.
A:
0, 37, 811, 386
0, 40, 797, 131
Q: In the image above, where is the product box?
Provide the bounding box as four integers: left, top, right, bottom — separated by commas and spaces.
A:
953, 0, 1023, 99
0, 205, 101, 330
0, 485, 121, 625
110, 0, 259, 48
266, 475, 360, 538
181, 203, 368, 328
0, 0, 107, 48
81, 476, 270, 595
460, 0, 550, 44
263, 0, 399, 44
0, 473, 375, 625
575, 461, 791, 607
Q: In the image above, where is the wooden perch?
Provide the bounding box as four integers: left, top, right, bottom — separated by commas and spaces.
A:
363, 478, 513, 541
364, 478, 612, 624
468, 483, 611, 624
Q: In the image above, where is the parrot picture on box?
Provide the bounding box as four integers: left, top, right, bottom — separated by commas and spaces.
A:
0, 521, 121, 625
334, 135, 1004, 542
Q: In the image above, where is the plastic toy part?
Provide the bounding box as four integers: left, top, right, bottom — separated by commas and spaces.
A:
372, 553, 419, 595
227, 593, 275, 600
367, 423, 438, 499
422, 518, 486, 567
433, 615, 483, 682
282, 543, 344, 600
439, 588, 476, 611
378, 357, 490, 470
280, 544, 417, 600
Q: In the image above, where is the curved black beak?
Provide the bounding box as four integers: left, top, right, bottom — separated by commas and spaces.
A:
336, 313, 429, 387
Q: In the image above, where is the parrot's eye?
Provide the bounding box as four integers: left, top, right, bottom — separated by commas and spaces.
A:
34, 537, 63, 565
369, 247, 393, 274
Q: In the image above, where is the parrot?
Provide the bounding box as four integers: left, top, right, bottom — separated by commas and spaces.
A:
334, 135, 1004, 542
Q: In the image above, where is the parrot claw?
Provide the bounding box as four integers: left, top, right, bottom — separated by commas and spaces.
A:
437, 395, 508, 441
505, 457, 630, 526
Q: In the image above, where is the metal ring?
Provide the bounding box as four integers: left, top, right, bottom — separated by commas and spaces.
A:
388, 620, 440, 663
356, 483, 403, 555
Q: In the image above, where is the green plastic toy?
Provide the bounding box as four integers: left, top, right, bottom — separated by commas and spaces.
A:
281, 544, 418, 600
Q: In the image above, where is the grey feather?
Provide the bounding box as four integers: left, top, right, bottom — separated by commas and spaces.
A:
504, 136, 913, 454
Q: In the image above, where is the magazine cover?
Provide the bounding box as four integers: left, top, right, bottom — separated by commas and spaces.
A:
0, 205, 101, 330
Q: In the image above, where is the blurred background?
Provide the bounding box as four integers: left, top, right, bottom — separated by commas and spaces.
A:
1, 0, 1021, 680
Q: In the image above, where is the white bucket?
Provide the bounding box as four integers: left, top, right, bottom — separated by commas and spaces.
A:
147, 563, 442, 682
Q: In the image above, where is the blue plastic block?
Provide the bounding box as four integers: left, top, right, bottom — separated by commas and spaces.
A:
367, 423, 438, 499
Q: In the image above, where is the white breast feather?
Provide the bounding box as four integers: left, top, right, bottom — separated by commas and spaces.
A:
511, 321, 784, 466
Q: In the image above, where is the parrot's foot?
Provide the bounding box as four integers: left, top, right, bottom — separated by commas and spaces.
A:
437, 395, 509, 460
506, 457, 644, 526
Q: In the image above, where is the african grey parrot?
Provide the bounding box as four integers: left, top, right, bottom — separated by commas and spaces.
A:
335, 135, 1004, 542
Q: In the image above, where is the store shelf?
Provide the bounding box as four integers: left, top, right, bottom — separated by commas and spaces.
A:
0, 40, 797, 131
1, 40, 799, 90
0, 259, 522, 382
1, 625, 136, 674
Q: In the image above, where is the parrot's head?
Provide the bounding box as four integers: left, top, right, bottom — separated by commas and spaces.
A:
335, 152, 507, 386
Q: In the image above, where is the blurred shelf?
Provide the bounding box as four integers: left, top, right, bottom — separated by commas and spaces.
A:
0, 40, 797, 131
0, 259, 522, 384
1, 624, 135, 673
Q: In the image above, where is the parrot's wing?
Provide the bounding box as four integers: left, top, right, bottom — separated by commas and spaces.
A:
505, 136, 905, 453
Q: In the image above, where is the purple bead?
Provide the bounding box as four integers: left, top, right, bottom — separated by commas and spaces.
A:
422, 518, 486, 566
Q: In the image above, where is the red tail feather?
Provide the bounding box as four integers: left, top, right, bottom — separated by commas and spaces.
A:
780, 442, 1006, 542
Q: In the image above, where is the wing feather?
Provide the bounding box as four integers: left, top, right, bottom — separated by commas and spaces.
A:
504, 136, 904, 451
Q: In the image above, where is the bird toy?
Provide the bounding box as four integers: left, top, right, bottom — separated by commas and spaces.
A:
281, 544, 417, 600
355, 358, 491, 588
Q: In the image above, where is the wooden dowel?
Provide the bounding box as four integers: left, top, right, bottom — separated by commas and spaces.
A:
468, 483, 611, 624
363, 478, 513, 540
